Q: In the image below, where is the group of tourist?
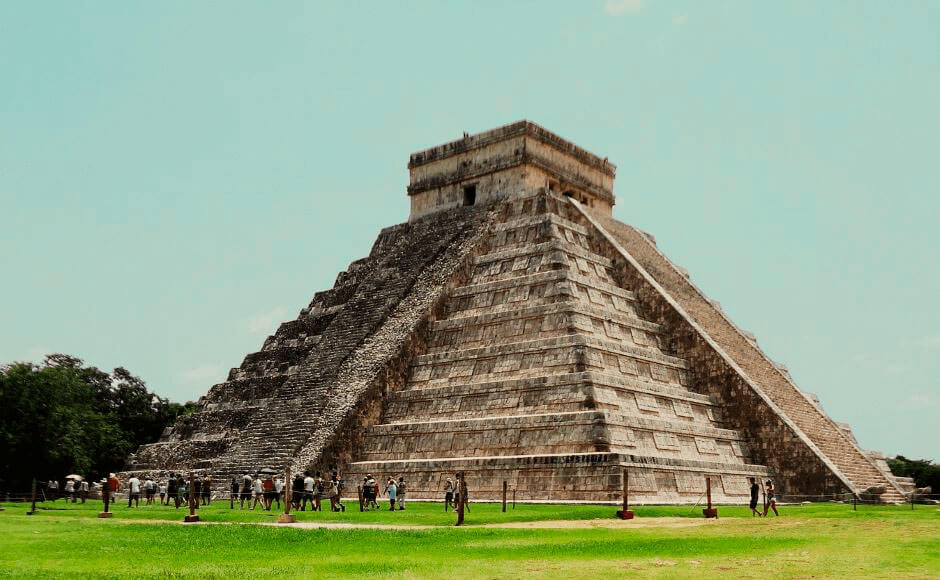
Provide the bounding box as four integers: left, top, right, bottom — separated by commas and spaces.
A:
46, 478, 90, 503
359, 474, 408, 511
121, 473, 213, 508
748, 478, 779, 516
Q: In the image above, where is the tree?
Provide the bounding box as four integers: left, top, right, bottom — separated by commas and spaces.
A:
888, 456, 940, 492
0, 354, 195, 492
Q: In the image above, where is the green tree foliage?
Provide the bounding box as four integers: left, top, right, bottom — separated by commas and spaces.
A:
887, 456, 940, 491
0, 354, 197, 491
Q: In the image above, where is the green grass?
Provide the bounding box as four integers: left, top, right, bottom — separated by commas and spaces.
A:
1, 500, 937, 578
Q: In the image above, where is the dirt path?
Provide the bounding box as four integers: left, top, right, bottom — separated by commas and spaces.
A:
88, 516, 719, 530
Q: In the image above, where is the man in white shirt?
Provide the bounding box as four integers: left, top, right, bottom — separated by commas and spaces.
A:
79, 480, 89, 503
145, 478, 155, 504
274, 477, 284, 510
128, 476, 141, 507
302, 471, 315, 512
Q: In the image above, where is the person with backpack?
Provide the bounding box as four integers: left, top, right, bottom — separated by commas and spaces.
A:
397, 477, 406, 510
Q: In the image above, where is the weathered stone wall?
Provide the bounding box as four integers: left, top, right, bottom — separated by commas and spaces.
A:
572, 201, 904, 501
408, 121, 615, 220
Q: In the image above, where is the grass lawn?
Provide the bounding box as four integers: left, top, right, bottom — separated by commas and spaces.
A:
1, 499, 937, 578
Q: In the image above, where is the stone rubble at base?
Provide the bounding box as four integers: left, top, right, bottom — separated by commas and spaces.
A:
122, 121, 907, 504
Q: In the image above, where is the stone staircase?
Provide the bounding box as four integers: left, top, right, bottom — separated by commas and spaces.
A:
581, 204, 906, 503
125, 204, 494, 484
346, 192, 770, 502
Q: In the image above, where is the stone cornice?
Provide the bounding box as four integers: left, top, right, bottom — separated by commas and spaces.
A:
408, 120, 617, 177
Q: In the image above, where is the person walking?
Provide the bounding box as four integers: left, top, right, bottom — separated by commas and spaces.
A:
262, 475, 275, 510
291, 472, 304, 510
79, 479, 89, 503
302, 471, 315, 511
144, 478, 155, 504
240, 472, 253, 509
251, 474, 264, 510
444, 478, 454, 511
230, 477, 239, 508
397, 477, 406, 511
159, 481, 167, 505
167, 473, 179, 507
108, 473, 121, 506
202, 475, 212, 505
127, 475, 141, 508
329, 475, 345, 512
64, 478, 76, 503
385, 477, 397, 511
274, 476, 283, 510
749, 478, 762, 517
192, 476, 202, 507
763, 480, 779, 516
312, 472, 323, 512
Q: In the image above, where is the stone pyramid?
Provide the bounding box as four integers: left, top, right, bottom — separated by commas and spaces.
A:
127, 121, 906, 503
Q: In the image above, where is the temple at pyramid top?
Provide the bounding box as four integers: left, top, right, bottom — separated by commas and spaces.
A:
407, 120, 617, 220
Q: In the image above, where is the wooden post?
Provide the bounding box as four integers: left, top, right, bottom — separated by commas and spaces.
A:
703, 476, 718, 518
357, 484, 364, 512
455, 473, 465, 527
27, 478, 37, 515
230, 479, 235, 510
184, 472, 199, 522
98, 478, 112, 518
278, 467, 296, 523
617, 469, 634, 519
512, 487, 516, 509
502, 481, 507, 513
853, 494, 857, 511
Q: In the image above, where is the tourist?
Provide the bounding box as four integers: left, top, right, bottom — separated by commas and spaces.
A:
240, 472, 252, 509
302, 471, 315, 511
79, 479, 89, 503
329, 474, 345, 512
192, 476, 202, 506
262, 475, 276, 510
128, 475, 141, 507
763, 480, 779, 516
251, 474, 264, 510
145, 477, 155, 504
274, 475, 283, 509
64, 478, 76, 503
397, 477, 406, 510
749, 478, 762, 517
444, 477, 454, 511
201, 474, 212, 505
385, 477, 397, 511
230, 477, 239, 507
312, 472, 322, 512
108, 473, 121, 504
167, 473, 179, 507
177, 478, 188, 508
292, 472, 304, 510
159, 481, 167, 505
364, 474, 378, 510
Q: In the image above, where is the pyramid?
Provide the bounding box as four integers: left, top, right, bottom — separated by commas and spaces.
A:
127, 121, 906, 503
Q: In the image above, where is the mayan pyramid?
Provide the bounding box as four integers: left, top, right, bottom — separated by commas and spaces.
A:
126, 121, 906, 503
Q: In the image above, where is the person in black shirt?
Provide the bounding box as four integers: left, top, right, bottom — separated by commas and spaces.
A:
749, 477, 762, 516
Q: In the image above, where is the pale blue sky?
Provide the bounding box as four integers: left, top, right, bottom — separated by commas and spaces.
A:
1, 1, 937, 459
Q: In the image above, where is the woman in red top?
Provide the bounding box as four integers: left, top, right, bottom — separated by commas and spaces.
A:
262, 477, 276, 510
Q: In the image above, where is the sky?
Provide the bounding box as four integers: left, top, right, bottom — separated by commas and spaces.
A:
1, 1, 937, 459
